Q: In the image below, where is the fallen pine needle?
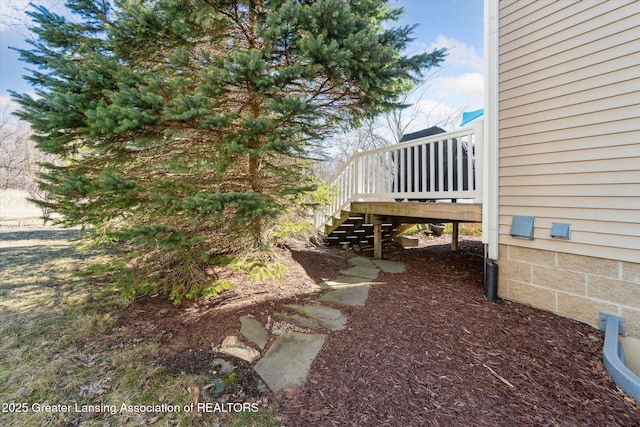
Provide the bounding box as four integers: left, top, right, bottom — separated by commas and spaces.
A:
483, 363, 515, 388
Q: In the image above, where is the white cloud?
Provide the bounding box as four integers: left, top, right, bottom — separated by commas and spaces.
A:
428, 34, 483, 72
433, 72, 484, 109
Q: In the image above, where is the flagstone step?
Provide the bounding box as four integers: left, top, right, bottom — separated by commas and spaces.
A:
274, 312, 320, 329
340, 265, 380, 280
371, 259, 406, 273
253, 332, 327, 392
240, 316, 268, 349
285, 304, 347, 331
319, 285, 370, 306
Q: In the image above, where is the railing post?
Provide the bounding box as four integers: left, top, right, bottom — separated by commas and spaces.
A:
354, 149, 364, 201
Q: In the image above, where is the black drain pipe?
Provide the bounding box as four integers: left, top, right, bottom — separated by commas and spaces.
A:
484, 244, 498, 300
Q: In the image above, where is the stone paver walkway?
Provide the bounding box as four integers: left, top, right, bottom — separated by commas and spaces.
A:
218, 251, 405, 393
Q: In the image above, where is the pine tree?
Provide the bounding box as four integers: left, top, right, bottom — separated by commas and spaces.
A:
12, 0, 446, 302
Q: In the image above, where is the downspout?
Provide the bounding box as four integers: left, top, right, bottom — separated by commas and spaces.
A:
483, 0, 499, 261
483, 1, 500, 299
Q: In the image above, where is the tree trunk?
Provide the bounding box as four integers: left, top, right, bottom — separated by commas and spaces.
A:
248, 151, 263, 243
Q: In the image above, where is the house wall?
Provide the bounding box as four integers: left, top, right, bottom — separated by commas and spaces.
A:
495, 0, 640, 336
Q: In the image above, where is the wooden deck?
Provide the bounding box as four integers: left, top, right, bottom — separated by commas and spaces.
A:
316, 122, 484, 259
350, 201, 482, 223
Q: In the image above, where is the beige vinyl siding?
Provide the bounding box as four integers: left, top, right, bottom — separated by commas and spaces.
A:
500, 1, 633, 68
497, 0, 640, 263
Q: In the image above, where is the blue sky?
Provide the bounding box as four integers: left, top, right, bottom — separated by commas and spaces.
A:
0, 0, 484, 129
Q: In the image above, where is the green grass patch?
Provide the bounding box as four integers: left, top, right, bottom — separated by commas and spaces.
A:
0, 228, 282, 426
228, 406, 285, 427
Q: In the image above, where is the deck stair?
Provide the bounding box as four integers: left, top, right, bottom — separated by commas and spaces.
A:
324, 211, 396, 247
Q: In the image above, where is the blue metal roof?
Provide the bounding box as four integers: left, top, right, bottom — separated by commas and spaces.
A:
460, 109, 484, 127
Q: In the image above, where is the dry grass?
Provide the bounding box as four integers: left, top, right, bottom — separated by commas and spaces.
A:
0, 226, 282, 426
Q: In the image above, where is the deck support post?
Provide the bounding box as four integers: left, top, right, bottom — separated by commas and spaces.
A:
451, 221, 459, 251
373, 215, 383, 260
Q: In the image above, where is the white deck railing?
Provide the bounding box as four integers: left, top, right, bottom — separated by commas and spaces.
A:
316, 120, 484, 229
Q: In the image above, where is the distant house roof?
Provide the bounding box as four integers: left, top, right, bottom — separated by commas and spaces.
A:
399, 126, 447, 142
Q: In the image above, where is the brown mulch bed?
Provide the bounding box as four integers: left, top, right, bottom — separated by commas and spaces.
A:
113, 235, 640, 426
279, 238, 640, 426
